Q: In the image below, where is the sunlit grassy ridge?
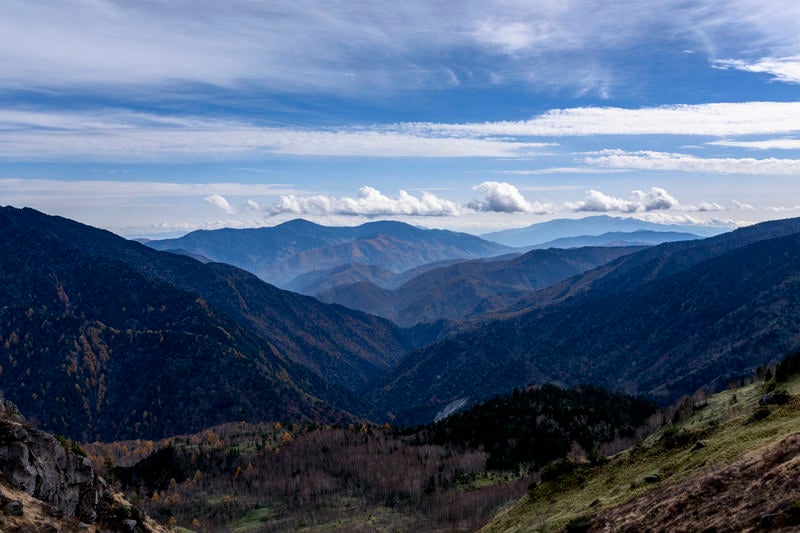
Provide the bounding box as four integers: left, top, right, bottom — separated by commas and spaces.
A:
481, 374, 800, 532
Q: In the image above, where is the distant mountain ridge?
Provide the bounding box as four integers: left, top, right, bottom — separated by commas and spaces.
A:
482, 215, 726, 248
530, 229, 700, 249
315, 246, 641, 326
369, 217, 800, 425
146, 219, 513, 287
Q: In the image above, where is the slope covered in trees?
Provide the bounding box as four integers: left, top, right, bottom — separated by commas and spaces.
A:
316, 246, 640, 326
370, 218, 800, 425
0, 207, 416, 440
87, 383, 656, 532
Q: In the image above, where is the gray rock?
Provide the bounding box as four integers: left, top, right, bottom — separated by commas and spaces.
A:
123, 518, 139, 532
4, 499, 23, 516
691, 440, 706, 451
0, 413, 103, 520
644, 473, 661, 483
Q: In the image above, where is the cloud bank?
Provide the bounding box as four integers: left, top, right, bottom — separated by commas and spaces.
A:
267, 186, 462, 217
4, 102, 800, 162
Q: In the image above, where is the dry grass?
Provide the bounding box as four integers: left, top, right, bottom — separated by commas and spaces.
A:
481, 375, 800, 532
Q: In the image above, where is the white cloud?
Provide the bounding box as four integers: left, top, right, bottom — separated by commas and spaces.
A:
204, 194, 235, 214
1, 1, 799, 98
708, 138, 800, 150
0, 109, 551, 161
411, 102, 800, 138
585, 150, 800, 175
565, 186, 723, 214
267, 186, 462, 217
733, 200, 755, 210
7, 102, 800, 162
467, 181, 553, 214
0, 178, 299, 199
567, 187, 679, 213
713, 56, 800, 84
501, 167, 630, 175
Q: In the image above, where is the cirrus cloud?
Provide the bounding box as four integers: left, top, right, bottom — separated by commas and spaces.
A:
585, 149, 800, 175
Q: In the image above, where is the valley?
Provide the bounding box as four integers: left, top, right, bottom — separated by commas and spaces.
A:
2, 206, 800, 531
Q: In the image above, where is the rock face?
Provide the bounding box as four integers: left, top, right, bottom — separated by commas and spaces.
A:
0, 400, 104, 522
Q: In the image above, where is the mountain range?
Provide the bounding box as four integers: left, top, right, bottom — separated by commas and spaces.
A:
0, 207, 418, 440
5, 206, 800, 442
314, 246, 641, 326
528, 229, 700, 249
369, 217, 800, 425
482, 214, 725, 248
145, 219, 513, 287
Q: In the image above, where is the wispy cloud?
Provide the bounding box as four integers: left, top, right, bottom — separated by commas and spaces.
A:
1, 1, 799, 97
713, 56, 800, 84
708, 138, 800, 150
410, 102, 800, 137
5, 102, 800, 162
0, 109, 551, 161
0, 178, 299, 199
585, 150, 800, 175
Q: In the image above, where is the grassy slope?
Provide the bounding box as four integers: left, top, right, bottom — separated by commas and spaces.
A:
481, 375, 800, 532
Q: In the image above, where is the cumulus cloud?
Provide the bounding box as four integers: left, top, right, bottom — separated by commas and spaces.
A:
567, 187, 679, 213
467, 181, 553, 214
266, 182, 556, 218
267, 186, 461, 217
567, 186, 727, 214
733, 200, 755, 210
204, 194, 236, 214
584, 149, 800, 175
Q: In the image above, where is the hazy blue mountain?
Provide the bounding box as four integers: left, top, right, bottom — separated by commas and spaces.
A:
370, 218, 800, 425
316, 246, 640, 326
530, 230, 700, 249
482, 215, 726, 248
146, 219, 513, 287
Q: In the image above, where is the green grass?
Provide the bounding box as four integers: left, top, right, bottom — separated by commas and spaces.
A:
481, 374, 800, 532
232, 506, 280, 532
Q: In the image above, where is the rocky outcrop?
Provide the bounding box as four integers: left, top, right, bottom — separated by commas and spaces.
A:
0, 400, 103, 522
0, 400, 162, 532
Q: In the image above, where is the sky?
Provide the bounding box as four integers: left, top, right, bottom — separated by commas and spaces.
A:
2, 0, 800, 238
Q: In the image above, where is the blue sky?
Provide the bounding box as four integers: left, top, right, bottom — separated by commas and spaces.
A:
1, 0, 800, 237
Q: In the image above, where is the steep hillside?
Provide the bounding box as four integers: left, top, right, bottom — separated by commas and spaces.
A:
482, 364, 800, 532
317, 246, 639, 326
147, 219, 512, 287
370, 219, 800, 425
87, 382, 655, 532
0, 207, 413, 440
